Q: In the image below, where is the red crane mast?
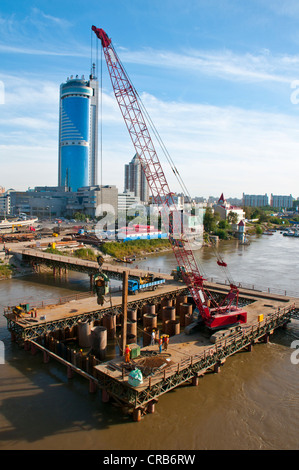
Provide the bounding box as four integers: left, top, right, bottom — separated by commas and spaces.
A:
92, 26, 247, 329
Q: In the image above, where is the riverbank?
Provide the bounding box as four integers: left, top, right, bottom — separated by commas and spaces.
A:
0, 254, 35, 280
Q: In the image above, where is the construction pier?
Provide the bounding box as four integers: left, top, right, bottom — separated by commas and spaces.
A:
4, 276, 299, 421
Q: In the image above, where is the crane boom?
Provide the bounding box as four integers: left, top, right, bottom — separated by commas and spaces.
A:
92, 26, 247, 329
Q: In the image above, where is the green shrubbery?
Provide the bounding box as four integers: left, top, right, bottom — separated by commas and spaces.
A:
100, 239, 170, 258
44, 246, 68, 256
0, 263, 13, 278
45, 245, 98, 261
73, 247, 98, 261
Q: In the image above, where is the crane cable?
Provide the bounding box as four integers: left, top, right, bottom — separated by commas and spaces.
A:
105, 45, 225, 288
136, 92, 215, 282
209, 235, 234, 285
138, 95, 192, 202
111, 45, 191, 201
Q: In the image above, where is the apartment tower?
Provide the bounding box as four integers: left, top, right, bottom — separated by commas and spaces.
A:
58, 70, 98, 191
124, 154, 149, 203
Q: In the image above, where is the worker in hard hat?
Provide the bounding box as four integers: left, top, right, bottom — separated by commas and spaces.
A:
151, 329, 156, 345
125, 345, 131, 363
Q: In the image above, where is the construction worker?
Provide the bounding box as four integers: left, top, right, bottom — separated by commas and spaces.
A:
158, 337, 163, 354
163, 334, 169, 351
151, 329, 156, 345
125, 345, 131, 363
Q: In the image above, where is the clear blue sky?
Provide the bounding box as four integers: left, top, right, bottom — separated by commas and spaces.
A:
1, 0, 299, 198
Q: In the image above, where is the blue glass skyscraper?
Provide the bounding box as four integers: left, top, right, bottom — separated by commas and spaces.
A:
58, 73, 98, 191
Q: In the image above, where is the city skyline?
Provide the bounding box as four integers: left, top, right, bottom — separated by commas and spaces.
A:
1, 1, 299, 198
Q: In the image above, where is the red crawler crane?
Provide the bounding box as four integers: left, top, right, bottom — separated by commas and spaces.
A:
92, 26, 247, 329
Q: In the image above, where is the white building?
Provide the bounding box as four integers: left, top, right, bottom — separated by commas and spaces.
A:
0, 189, 13, 216
153, 193, 185, 211
118, 191, 141, 213
214, 193, 245, 224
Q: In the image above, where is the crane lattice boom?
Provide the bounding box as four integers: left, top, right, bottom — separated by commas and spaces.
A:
92, 25, 247, 329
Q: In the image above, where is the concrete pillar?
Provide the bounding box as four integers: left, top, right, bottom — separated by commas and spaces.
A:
127, 309, 137, 343
43, 351, 50, 363
160, 297, 173, 311
89, 380, 97, 394
192, 376, 199, 386
180, 303, 192, 327
162, 306, 176, 331
67, 365, 73, 379
146, 304, 156, 315
147, 401, 156, 413
263, 333, 270, 343
133, 408, 141, 422
128, 308, 137, 322
175, 295, 187, 318
176, 294, 187, 307
164, 319, 180, 336
78, 320, 93, 348
143, 327, 152, 346
127, 321, 137, 344
143, 313, 157, 329
102, 389, 110, 403
166, 298, 173, 307
102, 314, 116, 339
76, 351, 83, 369
71, 350, 77, 366
91, 326, 107, 360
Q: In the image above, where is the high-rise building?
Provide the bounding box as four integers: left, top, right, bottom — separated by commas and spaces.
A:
58, 71, 98, 191
124, 154, 149, 203
242, 193, 269, 207
270, 194, 293, 209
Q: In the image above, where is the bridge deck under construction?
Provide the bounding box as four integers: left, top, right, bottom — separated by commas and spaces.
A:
5, 277, 296, 340
4, 279, 299, 421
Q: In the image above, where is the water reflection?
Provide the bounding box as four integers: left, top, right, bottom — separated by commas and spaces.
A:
132, 232, 299, 295
0, 232, 298, 450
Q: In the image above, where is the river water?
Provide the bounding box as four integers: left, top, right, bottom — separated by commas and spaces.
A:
0, 232, 298, 450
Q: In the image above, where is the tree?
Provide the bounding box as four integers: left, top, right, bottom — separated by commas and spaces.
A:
73, 211, 86, 221
218, 219, 229, 230
214, 228, 229, 240
258, 212, 269, 223
227, 211, 238, 224
204, 207, 218, 232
